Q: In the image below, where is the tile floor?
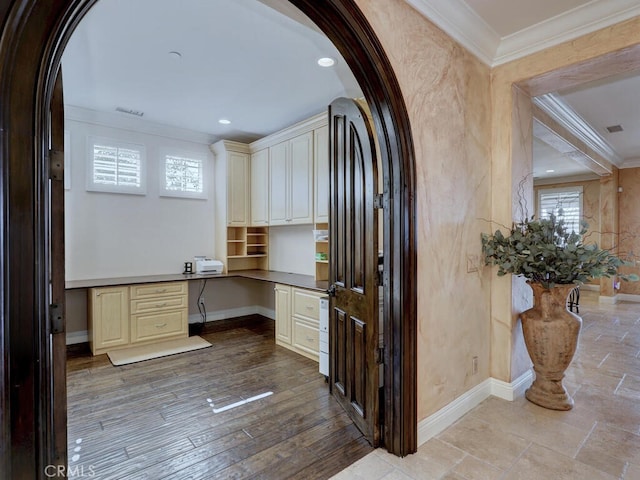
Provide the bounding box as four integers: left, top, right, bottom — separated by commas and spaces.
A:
331, 290, 640, 479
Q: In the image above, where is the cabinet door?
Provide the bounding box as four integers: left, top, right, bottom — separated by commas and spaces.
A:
227, 151, 249, 226
274, 284, 291, 345
289, 132, 314, 224
314, 125, 329, 223
89, 286, 129, 354
251, 148, 269, 226
269, 141, 289, 225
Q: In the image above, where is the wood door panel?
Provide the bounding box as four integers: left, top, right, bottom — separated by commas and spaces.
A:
329, 97, 379, 446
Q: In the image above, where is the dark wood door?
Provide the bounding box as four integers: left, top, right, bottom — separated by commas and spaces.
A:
48, 69, 67, 470
328, 97, 379, 446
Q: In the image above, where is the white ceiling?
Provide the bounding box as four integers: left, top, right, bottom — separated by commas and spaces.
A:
62, 0, 640, 181
62, 0, 361, 142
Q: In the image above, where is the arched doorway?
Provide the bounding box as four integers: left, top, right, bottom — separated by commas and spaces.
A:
0, 0, 416, 476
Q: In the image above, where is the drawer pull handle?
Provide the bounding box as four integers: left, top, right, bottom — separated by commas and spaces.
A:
155, 289, 167, 293
155, 303, 167, 308
155, 323, 167, 328
305, 305, 314, 310
306, 336, 314, 342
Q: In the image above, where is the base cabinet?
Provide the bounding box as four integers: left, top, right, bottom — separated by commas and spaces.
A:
89, 281, 188, 355
274, 284, 324, 361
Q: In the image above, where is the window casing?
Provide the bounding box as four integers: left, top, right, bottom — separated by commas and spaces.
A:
537, 186, 583, 235
160, 149, 208, 199
87, 136, 146, 195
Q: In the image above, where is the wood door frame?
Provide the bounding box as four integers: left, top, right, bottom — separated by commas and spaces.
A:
0, 0, 417, 475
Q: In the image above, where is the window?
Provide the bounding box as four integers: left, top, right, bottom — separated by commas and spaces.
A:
160, 150, 208, 199
87, 136, 146, 194
537, 186, 583, 235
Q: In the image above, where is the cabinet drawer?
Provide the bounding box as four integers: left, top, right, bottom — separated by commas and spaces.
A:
293, 318, 319, 356
292, 289, 322, 320
131, 281, 187, 299
131, 295, 188, 314
131, 310, 187, 343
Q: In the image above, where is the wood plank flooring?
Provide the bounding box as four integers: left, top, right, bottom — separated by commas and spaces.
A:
67, 316, 373, 479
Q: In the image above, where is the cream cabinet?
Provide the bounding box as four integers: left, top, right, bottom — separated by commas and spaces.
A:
88, 281, 188, 355
250, 148, 269, 226
227, 149, 250, 226
274, 283, 323, 361
269, 131, 314, 225
88, 286, 130, 354
314, 124, 329, 223
274, 284, 292, 346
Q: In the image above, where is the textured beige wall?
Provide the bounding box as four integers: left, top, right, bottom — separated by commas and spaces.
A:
618, 167, 640, 295
355, 0, 493, 419
491, 17, 640, 383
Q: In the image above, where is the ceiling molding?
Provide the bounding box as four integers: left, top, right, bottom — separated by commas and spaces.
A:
494, 0, 640, 65
403, 0, 499, 65
533, 93, 623, 167
405, 0, 640, 67
534, 172, 601, 186
621, 157, 640, 169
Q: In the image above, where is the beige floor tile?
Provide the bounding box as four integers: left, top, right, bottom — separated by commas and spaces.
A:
451, 454, 503, 480
624, 462, 640, 479
437, 416, 530, 469
336, 298, 640, 480
504, 444, 617, 480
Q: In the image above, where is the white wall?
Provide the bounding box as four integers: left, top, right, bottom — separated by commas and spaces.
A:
268, 224, 315, 275
64, 106, 216, 280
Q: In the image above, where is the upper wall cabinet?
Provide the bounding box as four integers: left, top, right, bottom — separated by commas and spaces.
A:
269, 131, 314, 226
250, 148, 269, 226
211, 140, 250, 228
314, 124, 329, 223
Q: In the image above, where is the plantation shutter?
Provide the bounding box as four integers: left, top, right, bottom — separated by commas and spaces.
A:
538, 187, 583, 235
93, 143, 142, 187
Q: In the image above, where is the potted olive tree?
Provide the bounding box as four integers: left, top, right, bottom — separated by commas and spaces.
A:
482, 213, 637, 410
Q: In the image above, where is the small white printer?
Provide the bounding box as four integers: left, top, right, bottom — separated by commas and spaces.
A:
195, 258, 224, 274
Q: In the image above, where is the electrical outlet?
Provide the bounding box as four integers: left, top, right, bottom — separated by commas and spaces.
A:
466, 254, 479, 273
472, 356, 478, 375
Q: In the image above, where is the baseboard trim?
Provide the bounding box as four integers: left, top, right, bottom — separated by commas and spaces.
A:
66, 330, 88, 345
417, 379, 491, 446
617, 293, 640, 303
188, 305, 275, 324
599, 294, 619, 304
417, 371, 534, 446
490, 369, 533, 401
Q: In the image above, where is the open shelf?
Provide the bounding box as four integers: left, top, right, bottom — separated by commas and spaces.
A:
227, 226, 269, 271
314, 222, 329, 281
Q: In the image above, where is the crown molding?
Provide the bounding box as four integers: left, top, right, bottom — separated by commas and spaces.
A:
533, 93, 623, 167
403, 0, 499, 65
494, 0, 640, 65
621, 157, 640, 169
405, 0, 640, 67
534, 173, 601, 187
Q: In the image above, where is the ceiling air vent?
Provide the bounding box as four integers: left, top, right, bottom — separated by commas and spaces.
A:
115, 107, 144, 117
605, 124, 623, 133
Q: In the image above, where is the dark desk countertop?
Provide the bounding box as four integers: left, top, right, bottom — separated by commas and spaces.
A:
65, 270, 329, 293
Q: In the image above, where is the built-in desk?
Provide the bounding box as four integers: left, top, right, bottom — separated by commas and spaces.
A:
66, 269, 328, 292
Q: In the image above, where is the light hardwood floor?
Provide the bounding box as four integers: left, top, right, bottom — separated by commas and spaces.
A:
67, 316, 373, 479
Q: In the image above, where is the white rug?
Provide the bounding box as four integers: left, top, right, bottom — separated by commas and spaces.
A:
107, 336, 211, 366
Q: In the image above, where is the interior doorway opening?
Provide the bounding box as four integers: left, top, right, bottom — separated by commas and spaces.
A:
0, 0, 417, 475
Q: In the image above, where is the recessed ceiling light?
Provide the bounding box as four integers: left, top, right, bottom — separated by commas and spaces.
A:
218, 119, 231, 125
168, 51, 182, 59
317, 57, 335, 67
546, 169, 555, 173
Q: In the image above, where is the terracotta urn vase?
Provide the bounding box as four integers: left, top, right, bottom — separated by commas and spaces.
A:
520, 282, 582, 410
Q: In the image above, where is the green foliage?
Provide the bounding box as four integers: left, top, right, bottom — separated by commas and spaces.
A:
481, 213, 639, 289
